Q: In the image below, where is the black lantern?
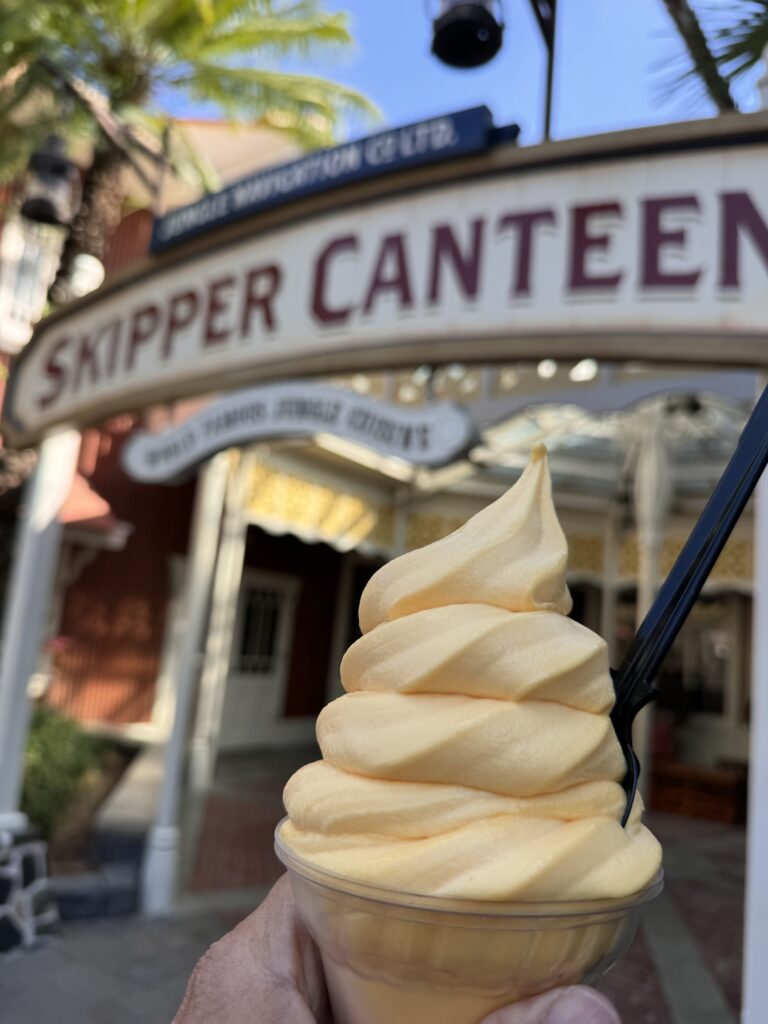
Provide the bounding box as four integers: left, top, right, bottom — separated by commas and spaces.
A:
431, 1, 504, 68
20, 136, 79, 227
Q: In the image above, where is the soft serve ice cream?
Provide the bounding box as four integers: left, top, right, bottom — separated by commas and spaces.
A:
281, 444, 661, 901
278, 445, 662, 1022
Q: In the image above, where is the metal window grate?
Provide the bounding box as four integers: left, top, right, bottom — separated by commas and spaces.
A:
235, 587, 282, 674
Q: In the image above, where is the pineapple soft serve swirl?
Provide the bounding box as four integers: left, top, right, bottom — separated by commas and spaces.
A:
281, 445, 661, 900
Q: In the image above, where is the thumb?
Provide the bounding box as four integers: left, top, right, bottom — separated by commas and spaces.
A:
481, 985, 621, 1024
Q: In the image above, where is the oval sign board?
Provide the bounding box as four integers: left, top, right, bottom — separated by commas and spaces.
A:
121, 382, 477, 483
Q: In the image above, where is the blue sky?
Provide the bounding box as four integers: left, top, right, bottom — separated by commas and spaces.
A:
166, 0, 763, 143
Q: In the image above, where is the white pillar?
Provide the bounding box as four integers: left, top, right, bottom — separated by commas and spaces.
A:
742, 384, 768, 1023
758, 44, 768, 107
742, 69, 768, 1024
189, 461, 249, 793
632, 420, 672, 799
141, 453, 230, 915
0, 430, 80, 831
600, 506, 619, 666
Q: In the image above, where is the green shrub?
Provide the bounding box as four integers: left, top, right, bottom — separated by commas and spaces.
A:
21, 706, 106, 839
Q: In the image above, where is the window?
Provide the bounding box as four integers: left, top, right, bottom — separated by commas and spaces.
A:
234, 587, 282, 674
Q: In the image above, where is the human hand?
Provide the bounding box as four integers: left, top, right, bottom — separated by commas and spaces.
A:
173, 874, 331, 1023
173, 875, 620, 1024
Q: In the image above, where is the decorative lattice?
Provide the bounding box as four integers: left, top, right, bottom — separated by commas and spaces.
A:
708, 538, 752, 584
405, 514, 467, 551
618, 537, 639, 578
0, 832, 58, 953
567, 536, 604, 575
244, 463, 393, 551
618, 535, 753, 584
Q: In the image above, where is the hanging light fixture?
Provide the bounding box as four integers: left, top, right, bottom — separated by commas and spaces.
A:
431, 1, 505, 68
20, 136, 79, 228
429, 1, 558, 140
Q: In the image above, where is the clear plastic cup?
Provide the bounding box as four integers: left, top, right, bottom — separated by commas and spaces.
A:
275, 820, 662, 1024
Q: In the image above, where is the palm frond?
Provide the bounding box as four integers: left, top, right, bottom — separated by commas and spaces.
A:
673, 0, 768, 89
173, 63, 377, 116
138, 0, 212, 52
0, 0, 379, 254
120, 105, 221, 191
196, 13, 353, 60
165, 121, 221, 191
710, 1, 768, 81
0, 64, 38, 121
0, 105, 92, 184
257, 107, 337, 147
659, 0, 737, 112
194, 0, 217, 26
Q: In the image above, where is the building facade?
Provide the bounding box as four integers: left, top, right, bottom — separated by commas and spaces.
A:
2, 111, 768, 933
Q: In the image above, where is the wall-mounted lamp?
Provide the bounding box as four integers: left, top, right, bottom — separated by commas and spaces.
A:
20, 136, 79, 228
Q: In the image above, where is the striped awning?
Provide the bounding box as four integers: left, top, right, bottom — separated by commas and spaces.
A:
242, 457, 394, 555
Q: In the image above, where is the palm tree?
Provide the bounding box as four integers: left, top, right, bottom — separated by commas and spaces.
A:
702, 1, 768, 87
660, 0, 738, 112
0, 0, 376, 304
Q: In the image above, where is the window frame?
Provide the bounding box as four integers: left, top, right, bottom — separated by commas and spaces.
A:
229, 568, 301, 679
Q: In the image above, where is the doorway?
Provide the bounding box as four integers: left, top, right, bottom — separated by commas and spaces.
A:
218, 568, 301, 748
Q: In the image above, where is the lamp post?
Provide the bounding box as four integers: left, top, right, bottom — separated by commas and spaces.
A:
430, 0, 558, 140
19, 60, 171, 306
531, 0, 557, 141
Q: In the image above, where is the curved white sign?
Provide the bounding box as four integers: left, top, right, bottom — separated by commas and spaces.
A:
122, 383, 476, 483
7, 120, 768, 443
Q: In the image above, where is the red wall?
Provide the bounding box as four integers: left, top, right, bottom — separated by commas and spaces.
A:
48, 421, 196, 723
102, 208, 154, 276
44, 207, 187, 724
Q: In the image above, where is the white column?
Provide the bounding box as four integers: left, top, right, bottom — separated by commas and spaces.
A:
742, 382, 768, 1023
141, 453, 230, 915
0, 430, 80, 831
150, 556, 188, 732
742, 70, 768, 1024
758, 44, 768, 107
632, 420, 672, 799
600, 506, 619, 666
189, 461, 249, 793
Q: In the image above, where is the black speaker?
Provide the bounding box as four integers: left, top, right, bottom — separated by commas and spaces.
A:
432, 1, 504, 68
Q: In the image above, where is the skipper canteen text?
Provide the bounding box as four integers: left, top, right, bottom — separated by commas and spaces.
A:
36, 190, 768, 411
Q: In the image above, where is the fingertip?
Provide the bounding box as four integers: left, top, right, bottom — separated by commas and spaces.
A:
480, 986, 620, 1024
480, 988, 562, 1023
545, 986, 621, 1024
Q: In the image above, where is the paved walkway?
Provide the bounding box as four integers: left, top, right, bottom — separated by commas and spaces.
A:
0, 750, 746, 1023
184, 747, 311, 892
0, 908, 231, 1023
600, 813, 743, 1024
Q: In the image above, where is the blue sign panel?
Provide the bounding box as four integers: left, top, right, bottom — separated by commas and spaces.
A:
151, 106, 497, 252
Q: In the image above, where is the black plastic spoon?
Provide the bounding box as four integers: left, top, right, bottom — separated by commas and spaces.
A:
612, 382, 768, 826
